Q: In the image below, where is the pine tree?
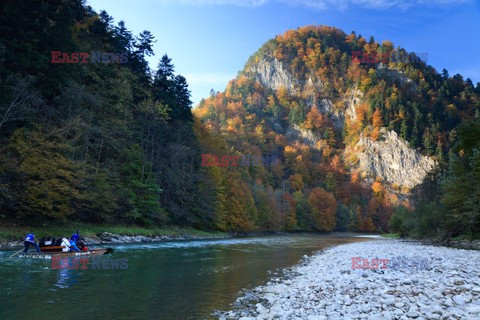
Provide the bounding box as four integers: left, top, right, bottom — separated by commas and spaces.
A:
423, 129, 434, 155
436, 141, 444, 163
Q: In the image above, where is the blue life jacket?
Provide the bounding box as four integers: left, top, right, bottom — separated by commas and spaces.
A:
71, 233, 79, 241
25, 233, 34, 242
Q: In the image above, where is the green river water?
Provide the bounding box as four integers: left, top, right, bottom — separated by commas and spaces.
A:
0, 234, 371, 320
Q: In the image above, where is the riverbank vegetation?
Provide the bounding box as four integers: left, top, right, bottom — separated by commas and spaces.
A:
390, 118, 480, 239
0, 224, 227, 244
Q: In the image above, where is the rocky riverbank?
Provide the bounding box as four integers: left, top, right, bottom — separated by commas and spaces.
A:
217, 239, 480, 320
419, 238, 480, 251
0, 231, 229, 250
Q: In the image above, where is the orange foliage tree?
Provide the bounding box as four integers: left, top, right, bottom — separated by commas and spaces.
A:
308, 187, 337, 231
304, 105, 324, 131
371, 109, 383, 140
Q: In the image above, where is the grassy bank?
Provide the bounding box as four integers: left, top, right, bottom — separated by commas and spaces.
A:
0, 223, 228, 244
380, 233, 400, 239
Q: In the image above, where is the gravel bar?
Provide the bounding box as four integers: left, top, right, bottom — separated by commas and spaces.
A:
217, 239, 480, 320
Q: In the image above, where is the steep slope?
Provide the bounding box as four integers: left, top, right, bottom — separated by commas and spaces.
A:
195, 25, 480, 233
0, 0, 215, 228
246, 55, 437, 190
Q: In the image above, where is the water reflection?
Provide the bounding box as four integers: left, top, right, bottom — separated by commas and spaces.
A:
55, 266, 79, 289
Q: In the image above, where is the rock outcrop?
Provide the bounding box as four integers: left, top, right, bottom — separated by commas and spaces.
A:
352, 129, 436, 188
286, 124, 320, 147
247, 58, 298, 94
345, 88, 363, 122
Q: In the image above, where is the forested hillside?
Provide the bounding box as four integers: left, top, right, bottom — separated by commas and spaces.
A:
1, 2, 478, 238
0, 0, 216, 228
195, 26, 480, 237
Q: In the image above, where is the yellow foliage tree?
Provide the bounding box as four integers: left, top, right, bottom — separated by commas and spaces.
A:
289, 173, 304, 191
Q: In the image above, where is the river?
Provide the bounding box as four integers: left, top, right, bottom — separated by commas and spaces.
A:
0, 234, 372, 320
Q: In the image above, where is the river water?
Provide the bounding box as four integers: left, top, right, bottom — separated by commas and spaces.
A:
0, 234, 372, 320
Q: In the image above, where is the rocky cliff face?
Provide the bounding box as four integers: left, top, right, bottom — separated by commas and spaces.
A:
286, 124, 320, 147
247, 56, 436, 191
247, 58, 298, 94
345, 88, 363, 123
248, 58, 346, 129
351, 129, 437, 189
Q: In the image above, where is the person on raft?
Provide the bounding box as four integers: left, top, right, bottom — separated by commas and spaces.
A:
70, 230, 85, 250
39, 236, 55, 247
70, 230, 80, 242
24, 232, 41, 253
60, 237, 80, 252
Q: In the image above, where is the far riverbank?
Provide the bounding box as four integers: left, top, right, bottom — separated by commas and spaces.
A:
0, 224, 228, 249
1, 225, 479, 252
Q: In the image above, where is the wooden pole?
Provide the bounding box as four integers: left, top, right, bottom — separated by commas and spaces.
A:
8, 248, 24, 259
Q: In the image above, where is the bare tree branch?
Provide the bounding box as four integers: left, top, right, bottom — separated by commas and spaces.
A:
0, 75, 42, 131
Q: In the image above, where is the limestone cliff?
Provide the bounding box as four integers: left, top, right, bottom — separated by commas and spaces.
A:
349, 129, 437, 189
246, 58, 298, 94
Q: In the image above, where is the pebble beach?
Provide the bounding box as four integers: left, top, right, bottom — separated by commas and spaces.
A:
217, 239, 480, 320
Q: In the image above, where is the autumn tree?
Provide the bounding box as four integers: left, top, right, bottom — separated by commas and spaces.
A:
371, 108, 383, 140
289, 173, 304, 191
304, 105, 324, 131
308, 187, 337, 231
282, 192, 297, 230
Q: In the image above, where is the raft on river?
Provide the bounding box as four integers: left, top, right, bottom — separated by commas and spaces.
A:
17, 248, 113, 259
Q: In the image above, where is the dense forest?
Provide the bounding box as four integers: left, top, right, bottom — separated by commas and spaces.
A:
1, 1, 479, 238
0, 0, 214, 228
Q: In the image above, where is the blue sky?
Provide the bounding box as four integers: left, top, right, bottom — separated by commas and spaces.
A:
88, 0, 480, 106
